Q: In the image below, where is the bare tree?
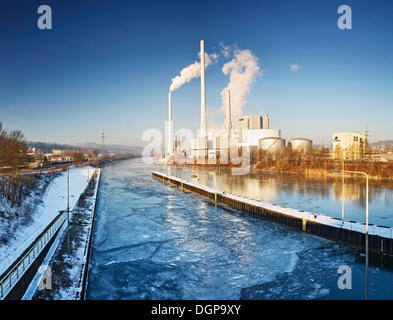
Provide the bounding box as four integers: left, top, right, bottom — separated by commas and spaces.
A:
0, 124, 33, 206
72, 152, 84, 165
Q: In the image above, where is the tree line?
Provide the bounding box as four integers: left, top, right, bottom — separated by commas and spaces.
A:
254, 146, 393, 180
0, 122, 32, 206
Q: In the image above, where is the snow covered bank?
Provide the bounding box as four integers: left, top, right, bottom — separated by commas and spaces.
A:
27, 169, 101, 300
0, 167, 94, 277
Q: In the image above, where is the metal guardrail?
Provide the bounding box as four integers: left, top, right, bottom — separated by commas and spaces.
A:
0, 210, 68, 299
81, 169, 101, 300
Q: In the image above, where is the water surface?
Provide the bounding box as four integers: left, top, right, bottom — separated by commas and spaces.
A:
169, 166, 393, 228
87, 159, 393, 299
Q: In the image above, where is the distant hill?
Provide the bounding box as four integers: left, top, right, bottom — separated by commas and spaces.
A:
74, 142, 143, 154
370, 140, 393, 147
27, 141, 95, 154
28, 141, 142, 154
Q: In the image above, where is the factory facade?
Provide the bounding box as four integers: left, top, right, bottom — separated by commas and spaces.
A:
332, 131, 366, 160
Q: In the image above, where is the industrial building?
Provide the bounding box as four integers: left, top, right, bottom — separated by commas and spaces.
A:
332, 131, 366, 160
238, 115, 258, 130
236, 114, 282, 148
239, 128, 281, 147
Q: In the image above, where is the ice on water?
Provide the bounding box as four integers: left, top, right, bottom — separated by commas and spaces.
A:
87, 160, 358, 300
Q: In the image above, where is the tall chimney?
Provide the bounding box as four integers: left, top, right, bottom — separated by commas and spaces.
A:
262, 114, 269, 129
225, 89, 232, 138
167, 91, 173, 155
200, 40, 206, 138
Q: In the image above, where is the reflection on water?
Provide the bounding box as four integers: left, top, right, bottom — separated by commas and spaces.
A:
166, 167, 393, 227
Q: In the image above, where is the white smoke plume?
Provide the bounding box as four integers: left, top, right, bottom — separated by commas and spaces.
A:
169, 52, 218, 92
290, 63, 303, 72
220, 48, 261, 125
219, 42, 231, 58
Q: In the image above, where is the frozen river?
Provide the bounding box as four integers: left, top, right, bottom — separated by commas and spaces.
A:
86, 158, 393, 299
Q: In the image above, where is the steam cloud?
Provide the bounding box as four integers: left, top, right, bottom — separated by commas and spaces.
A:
219, 42, 231, 58
220, 48, 261, 125
290, 64, 303, 72
169, 52, 218, 92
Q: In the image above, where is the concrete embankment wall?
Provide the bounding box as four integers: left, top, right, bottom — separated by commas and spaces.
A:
80, 170, 102, 300
152, 172, 393, 256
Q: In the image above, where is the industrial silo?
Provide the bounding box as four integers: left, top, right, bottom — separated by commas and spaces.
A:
288, 138, 313, 154
259, 137, 286, 158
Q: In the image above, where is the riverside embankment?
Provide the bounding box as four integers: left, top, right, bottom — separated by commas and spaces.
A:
152, 171, 393, 256
0, 167, 100, 300
28, 169, 101, 300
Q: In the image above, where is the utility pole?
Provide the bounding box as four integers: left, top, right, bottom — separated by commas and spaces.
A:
365, 126, 369, 159
101, 129, 105, 157
365, 173, 369, 300
218, 158, 221, 189
330, 168, 369, 299
341, 159, 345, 225
67, 167, 70, 258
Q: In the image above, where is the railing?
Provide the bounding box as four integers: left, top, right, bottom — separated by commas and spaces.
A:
0, 210, 68, 299
80, 169, 101, 300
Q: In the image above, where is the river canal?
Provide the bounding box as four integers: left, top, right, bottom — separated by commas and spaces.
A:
86, 158, 393, 299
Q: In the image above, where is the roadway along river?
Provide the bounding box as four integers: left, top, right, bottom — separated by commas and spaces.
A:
86, 158, 393, 299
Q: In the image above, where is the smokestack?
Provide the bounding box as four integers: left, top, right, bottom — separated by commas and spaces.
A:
167, 91, 173, 155
200, 40, 206, 138
225, 89, 231, 137
262, 114, 269, 129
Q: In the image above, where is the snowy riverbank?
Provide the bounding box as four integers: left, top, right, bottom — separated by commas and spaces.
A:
25, 169, 100, 300
0, 166, 94, 277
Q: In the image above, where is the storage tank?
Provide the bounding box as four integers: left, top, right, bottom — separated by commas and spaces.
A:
259, 137, 286, 156
288, 138, 312, 154
242, 129, 281, 146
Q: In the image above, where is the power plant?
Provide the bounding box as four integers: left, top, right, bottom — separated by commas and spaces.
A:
165, 40, 313, 162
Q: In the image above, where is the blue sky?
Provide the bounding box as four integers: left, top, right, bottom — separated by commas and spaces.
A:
0, 0, 392, 146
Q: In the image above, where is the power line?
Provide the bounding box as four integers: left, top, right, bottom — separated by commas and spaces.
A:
101, 130, 105, 155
